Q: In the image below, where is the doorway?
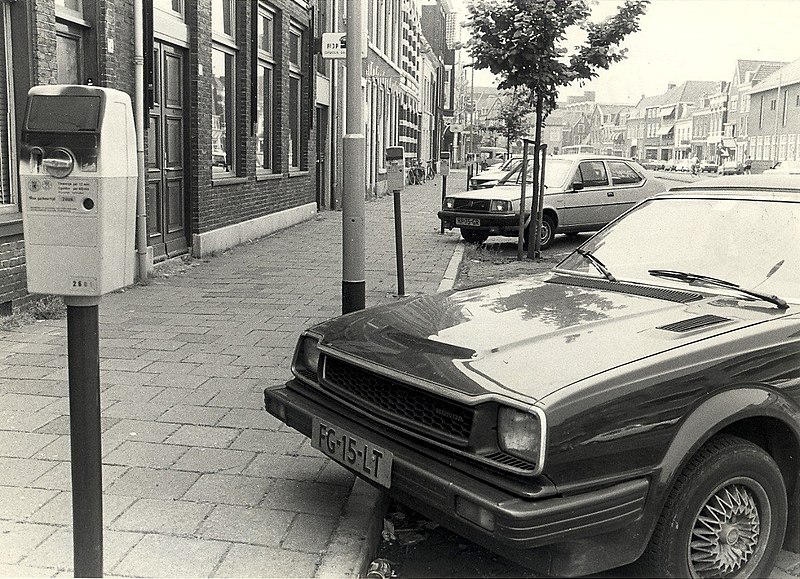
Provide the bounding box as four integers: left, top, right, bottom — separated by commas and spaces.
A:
146, 41, 189, 261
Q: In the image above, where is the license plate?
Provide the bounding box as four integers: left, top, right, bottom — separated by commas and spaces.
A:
456, 217, 480, 226
311, 417, 393, 488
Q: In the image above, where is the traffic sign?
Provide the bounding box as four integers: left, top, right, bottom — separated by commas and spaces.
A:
322, 33, 346, 59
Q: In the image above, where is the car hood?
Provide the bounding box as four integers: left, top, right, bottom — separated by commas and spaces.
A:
310, 276, 777, 403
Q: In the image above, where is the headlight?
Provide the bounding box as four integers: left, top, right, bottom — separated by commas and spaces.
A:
294, 334, 321, 378
490, 199, 512, 212
444, 197, 455, 209
498, 406, 544, 466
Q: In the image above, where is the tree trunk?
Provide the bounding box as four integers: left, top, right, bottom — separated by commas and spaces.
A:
526, 92, 543, 259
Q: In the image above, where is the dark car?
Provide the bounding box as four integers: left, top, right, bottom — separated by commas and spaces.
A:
439, 154, 664, 248
265, 174, 800, 578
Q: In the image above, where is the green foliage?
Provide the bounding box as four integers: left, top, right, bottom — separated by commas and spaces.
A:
486, 88, 534, 152
466, 0, 649, 114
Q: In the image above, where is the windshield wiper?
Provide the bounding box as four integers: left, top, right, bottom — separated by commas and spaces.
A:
576, 248, 616, 282
648, 269, 788, 310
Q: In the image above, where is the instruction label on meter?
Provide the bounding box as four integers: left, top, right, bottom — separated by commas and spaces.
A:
25, 179, 97, 213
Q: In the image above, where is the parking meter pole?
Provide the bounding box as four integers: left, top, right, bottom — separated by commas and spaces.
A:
440, 175, 447, 234
65, 297, 103, 577
517, 140, 530, 260
466, 163, 472, 190
393, 189, 406, 296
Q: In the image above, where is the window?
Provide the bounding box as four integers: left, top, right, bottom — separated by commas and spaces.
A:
211, 0, 237, 176
0, 2, 15, 208
155, 0, 184, 16
256, 3, 275, 172
770, 99, 776, 111
55, 0, 89, 85
575, 161, 609, 188
759, 96, 764, 129
288, 24, 307, 171
608, 161, 642, 185
783, 90, 789, 127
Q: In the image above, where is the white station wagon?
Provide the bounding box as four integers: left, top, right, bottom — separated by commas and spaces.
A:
439, 154, 665, 248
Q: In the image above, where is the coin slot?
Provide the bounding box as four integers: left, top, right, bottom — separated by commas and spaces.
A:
83, 197, 95, 211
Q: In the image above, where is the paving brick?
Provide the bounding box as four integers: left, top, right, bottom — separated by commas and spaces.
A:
157, 404, 228, 426
102, 419, 180, 444
28, 491, 136, 526
260, 479, 350, 517
163, 425, 241, 449
196, 504, 294, 547
0, 521, 57, 565
105, 467, 198, 500
215, 543, 320, 578
0, 393, 61, 413
0, 410, 61, 433
104, 441, 190, 469
183, 473, 271, 506
0, 486, 58, 521
111, 534, 228, 577
173, 447, 256, 474
21, 528, 143, 571
230, 429, 306, 454
110, 497, 213, 535
0, 458, 57, 487
219, 408, 285, 430
30, 463, 128, 493
283, 513, 339, 553
243, 454, 328, 481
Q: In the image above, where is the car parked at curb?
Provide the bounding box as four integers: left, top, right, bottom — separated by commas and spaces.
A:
700, 159, 718, 172
438, 154, 665, 248
641, 158, 665, 170
265, 174, 800, 577
469, 156, 522, 190
719, 160, 743, 175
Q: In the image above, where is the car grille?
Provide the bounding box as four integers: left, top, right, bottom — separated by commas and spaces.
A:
452, 198, 490, 212
657, 314, 731, 332
322, 356, 474, 445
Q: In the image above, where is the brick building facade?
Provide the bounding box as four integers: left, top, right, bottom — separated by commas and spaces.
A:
0, 0, 320, 313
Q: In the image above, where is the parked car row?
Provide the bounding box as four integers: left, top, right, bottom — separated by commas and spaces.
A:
440, 154, 665, 248
266, 173, 800, 578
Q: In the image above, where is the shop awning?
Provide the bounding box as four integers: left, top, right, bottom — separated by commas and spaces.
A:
657, 124, 674, 136
722, 138, 736, 148
707, 135, 722, 144
660, 105, 675, 117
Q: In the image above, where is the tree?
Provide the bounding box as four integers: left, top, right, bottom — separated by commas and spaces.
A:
486, 88, 534, 154
465, 0, 649, 257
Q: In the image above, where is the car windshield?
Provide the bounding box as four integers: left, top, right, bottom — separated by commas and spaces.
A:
555, 194, 800, 302
499, 158, 573, 188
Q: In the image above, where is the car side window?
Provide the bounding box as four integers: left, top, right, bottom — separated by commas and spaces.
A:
575, 161, 609, 188
608, 161, 643, 185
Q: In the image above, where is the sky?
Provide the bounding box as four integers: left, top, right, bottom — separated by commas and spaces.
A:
448, 0, 800, 104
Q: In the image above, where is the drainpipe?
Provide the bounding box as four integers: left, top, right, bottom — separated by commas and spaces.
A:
133, 0, 149, 280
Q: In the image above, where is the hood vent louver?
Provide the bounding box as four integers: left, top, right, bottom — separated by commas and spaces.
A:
548, 276, 703, 303
657, 314, 732, 333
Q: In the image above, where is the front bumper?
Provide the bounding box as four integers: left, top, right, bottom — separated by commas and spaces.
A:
438, 210, 520, 234
265, 381, 650, 572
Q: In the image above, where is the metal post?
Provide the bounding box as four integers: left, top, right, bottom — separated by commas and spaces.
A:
533, 144, 548, 258
65, 297, 103, 577
517, 139, 530, 260
342, 0, 365, 314
440, 175, 447, 234
466, 163, 472, 190
393, 190, 406, 296
527, 93, 544, 260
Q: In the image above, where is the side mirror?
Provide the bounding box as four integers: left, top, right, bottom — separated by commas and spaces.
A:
572, 181, 584, 191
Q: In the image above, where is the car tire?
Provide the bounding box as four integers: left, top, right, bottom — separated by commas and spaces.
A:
460, 229, 489, 244
640, 434, 787, 578
539, 215, 555, 249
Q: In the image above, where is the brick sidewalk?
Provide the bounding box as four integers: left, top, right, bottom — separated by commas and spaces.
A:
0, 171, 466, 577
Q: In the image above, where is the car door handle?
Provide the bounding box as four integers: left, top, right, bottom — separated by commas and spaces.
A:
607, 191, 614, 197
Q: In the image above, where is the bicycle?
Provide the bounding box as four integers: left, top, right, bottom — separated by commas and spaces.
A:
424, 160, 436, 180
